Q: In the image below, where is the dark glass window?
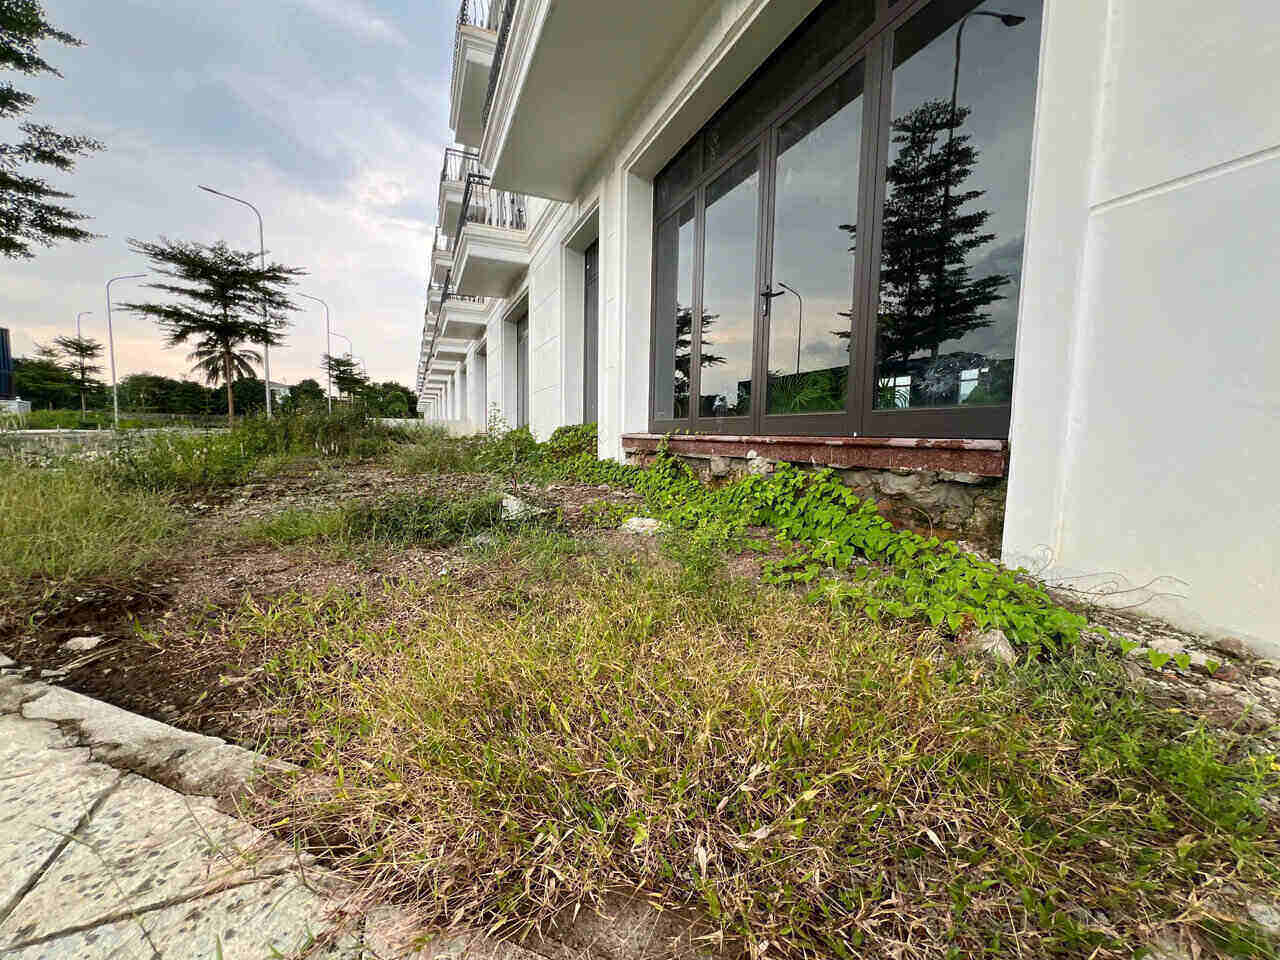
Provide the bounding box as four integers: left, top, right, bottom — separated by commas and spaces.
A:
873, 0, 1041, 411
699, 149, 760, 419
655, 138, 701, 215
766, 62, 865, 416
649, 0, 1044, 438
705, 0, 876, 167
653, 200, 696, 420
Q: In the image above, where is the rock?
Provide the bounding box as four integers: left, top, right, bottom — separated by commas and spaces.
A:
1248, 901, 1280, 936
1210, 635, 1251, 659
501, 495, 544, 521
938, 470, 985, 485
745, 452, 774, 476
620, 517, 664, 537
709, 455, 733, 477
961, 629, 1016, 665
61, 635, 107, 653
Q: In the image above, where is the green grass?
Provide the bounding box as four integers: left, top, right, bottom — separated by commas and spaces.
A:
241, 491, 506, 550
201, 531, 1280, 960
105, 409, 409, 491
0, 461, 181, 602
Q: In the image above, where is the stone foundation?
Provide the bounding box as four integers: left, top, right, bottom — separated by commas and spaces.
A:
624, 449, 1008, 550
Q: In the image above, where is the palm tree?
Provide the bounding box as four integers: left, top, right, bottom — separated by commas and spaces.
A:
121, 237, 303, 422
186, 336, 261, 391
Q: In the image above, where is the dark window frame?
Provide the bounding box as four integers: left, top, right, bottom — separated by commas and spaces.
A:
648, 0, 1023, 440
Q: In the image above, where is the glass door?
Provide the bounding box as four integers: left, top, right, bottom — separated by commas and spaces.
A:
760, 58, 870, 435
692, 142, 764, 432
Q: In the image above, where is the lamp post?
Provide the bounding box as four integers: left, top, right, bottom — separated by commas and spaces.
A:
71, 312, 93, 417
297, 293, 333, 413
935, 10, 1025, 336
105, 274, 146, 429
198, 185, 274, 418
777, 282, 803, 375
330, 331, 353, 402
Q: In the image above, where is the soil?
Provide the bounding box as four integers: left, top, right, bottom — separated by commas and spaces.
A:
0, 464, 652, 745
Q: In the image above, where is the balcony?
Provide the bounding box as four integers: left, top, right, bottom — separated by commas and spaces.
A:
429, 228, 452, 287
439, 267, 489, 341
438, 147, 482, 241
479, 0, 719, 200
452, 173, 529, 298
450, 0, 500, 147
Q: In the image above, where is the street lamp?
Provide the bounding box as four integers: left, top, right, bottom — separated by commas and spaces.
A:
198, 185, 274, 418
106, 274, 146, 429
73, 312, 92, 417
777, 282, 804, 375
296, 293, 333, 413
951, 10, 1026, 124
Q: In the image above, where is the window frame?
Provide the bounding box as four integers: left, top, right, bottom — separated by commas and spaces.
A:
647, 0, 1023, 440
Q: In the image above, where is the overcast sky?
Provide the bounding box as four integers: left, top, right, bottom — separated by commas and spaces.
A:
2, 0, 455, 389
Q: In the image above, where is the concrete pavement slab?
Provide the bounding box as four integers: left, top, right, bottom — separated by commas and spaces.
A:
3, 873, 360, 960
1, 774, 299, 945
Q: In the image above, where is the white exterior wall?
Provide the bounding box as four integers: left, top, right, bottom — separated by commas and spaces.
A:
1004, 0, 1280, 655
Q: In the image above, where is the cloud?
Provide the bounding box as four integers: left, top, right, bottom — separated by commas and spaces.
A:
284, 0, 409, 46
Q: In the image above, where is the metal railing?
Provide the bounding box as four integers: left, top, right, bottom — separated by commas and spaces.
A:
440, 146, 481, 185
451, 0, 502, 100
460, 172, 527, 232
481, 0, 516, 135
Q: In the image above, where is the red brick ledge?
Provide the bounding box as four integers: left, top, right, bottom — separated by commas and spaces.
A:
620, 433, 1008, 478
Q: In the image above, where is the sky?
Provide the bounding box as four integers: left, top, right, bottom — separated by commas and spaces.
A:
2, 0, 456, 390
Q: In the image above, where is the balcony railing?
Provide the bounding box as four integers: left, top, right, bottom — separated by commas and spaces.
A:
440, 147, 482, 186
452, 0, 502, 96
460, 172, 527, 233
481, 0, 516, 135
441, 267, 487, 306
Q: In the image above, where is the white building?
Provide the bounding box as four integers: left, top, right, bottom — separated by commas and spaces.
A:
417, 0, 1279, 657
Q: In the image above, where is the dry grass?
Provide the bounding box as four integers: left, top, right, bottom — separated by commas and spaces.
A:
187, 531, 1280, 959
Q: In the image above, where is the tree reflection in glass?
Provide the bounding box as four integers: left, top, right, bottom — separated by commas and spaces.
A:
870, 0, 1041, 410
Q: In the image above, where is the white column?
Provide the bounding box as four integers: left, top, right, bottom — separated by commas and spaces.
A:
468, 346, 487, 429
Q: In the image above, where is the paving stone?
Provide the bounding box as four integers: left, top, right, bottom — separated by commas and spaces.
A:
620, 517, 664, 536
0, 723, 118, 921
20, 684, 271, 797
4, 874, 357, 960
1, 774, 296, 945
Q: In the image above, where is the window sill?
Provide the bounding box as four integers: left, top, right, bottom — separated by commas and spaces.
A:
620, 433, 1008, 477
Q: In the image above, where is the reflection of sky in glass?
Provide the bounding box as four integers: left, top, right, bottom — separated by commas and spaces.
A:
769, 65, 863, 394
889, 0, 1043, 362
700, 153, 760, 416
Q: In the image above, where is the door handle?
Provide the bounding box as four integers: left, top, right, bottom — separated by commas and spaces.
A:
761, 285, 784, 318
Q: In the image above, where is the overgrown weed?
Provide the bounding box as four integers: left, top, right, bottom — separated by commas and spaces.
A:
216, 534, 1279, 959
0, 461, 180, 607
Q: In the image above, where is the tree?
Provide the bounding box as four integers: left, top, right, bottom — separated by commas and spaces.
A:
121, 237, 303, 422
672, 303, 724, 416
359, 380, 416, 418
1, 0, 104, 259
12, 341, 75, 407
283, 377, 325, 412
322, 352, 365, 400
840, 100, 1010, 405
51, 332, 102, 415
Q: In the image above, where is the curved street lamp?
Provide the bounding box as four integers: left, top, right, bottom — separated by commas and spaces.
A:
198, 185, 274, 418
106, 274, 146, 429
297, 292, 333, 413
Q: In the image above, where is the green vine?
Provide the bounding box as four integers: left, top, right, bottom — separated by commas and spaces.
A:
531, 430, 1087, 657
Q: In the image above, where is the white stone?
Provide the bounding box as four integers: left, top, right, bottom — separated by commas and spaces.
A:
620, 517, 664, 536
61, 635, 107, 653
962, 629, 1016, 665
